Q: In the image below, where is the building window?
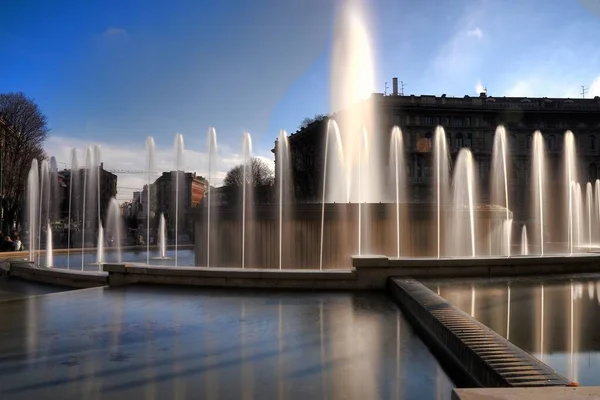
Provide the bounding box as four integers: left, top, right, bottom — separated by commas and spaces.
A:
591, 135, 596, 150
547, 135, 555, 151
404, 115, 411, 125
526, 134, 532, 150
466, 133, 472, 148
424, 116, 433, 126
590, 163, 598, 181
454, 118, 463, 127
456, 133, 464, 148
392, 115, 401, 126
509, 134, 516, 150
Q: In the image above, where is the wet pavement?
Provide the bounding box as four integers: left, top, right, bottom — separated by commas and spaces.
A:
0, 286, 453, 399
430, 274, 600, 386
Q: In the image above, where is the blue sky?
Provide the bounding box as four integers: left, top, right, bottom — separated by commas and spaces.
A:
2, 0, 600, 200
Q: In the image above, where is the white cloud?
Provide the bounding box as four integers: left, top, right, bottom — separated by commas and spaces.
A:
45, 135, 274, 204
467, 27, 483, 39
589, 75, 600, 97
475, 82, 485, 94
101, 27, 128, 39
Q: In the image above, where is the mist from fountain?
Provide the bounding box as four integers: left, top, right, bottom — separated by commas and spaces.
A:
434, 126, 451, 258
564, 131, 578, 254
575, 182, 583, 249
97, 224, 104, 265
159, 213, 167, 259
276, 130, 291, 270
450, 149, 477, 257
206, 127, 217, 268
27, 160, 39, 263
521, 225, 529, 256
531, 131, 547, 256
491, 126, 511, 257
173, 134, 185, 267
390, 126, 406, 258
242, 132, 253, 269
146, 137, 155, 265
46, 224, 53, 268
106, 198, 123, 263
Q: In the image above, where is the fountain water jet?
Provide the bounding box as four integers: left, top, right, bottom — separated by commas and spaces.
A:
531, 131, 546, 256
146, 137, 155, 265
564, 131, 578, 254
81, 146, 93, 270
206, 128, 217, 268
67, 149, 79, 269
173, 134, 185, 267
320, 120, 345, 270
27, 160, 39, 263
434, 127, 450, 259
241, 132, 252, 269
389, 126, 406, 258
276, 130, 290, 270
46, 224, 53, 267
491, 126, 511, 257
450, 149, 477, 257
521, 225, 529, 256
38, 160, 49, 258
96, 225, 104, 266
159, 213, 167, 259
587, 182, 593, 250
106, 198, 123, 263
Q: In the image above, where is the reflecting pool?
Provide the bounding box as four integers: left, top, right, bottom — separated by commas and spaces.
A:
431, 274, 600, 386
0, 286, 453, 399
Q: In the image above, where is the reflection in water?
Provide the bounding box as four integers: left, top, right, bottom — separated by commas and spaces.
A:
436, 275, 600, 386
0, 287, 454, 399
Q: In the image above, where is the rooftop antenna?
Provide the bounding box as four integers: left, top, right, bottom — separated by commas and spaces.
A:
581, 85, 588, 99
483, 86, 488, 94
384, 81, 389, 96
400, 81, 407, 96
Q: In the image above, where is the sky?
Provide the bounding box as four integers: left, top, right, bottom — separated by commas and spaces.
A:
2, 0, 600, 202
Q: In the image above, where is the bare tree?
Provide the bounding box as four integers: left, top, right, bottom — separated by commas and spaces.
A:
298, 113, 328, 130
0, 92, 49, 230
223, 157, 274, 188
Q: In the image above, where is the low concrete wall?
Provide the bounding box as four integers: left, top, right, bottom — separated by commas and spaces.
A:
104, 264, 358, 290
452, 387, 600, 400
7, 261, 108, 288
388, 278, 571, 388
352, 254, 600, 287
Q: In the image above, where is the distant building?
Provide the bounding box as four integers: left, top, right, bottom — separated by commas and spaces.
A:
150, 172, 208, 238
277, 88, 600, 223
60, 162, 118, 225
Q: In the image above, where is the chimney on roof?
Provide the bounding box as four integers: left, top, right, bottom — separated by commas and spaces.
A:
392, 77, 398, 96
480, 92, 487, 98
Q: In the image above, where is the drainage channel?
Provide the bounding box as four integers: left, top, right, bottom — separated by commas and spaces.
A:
387, 278, 573, 388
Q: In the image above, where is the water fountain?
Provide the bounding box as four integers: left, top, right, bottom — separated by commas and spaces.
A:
159, 213, 167, 259
521, 225, 529, 256
96, 225, 104, 266
173, 134, 184, 267
449, 149, 477, 258
531, 131, 546, 256
241, 132, 252, 269
146, 137, 155, 265
66, 148, 79, 269
45, 223, 53, 268
106, 198, 123, 263
390, 126, 406, 258
491, 126, 511, 257
586, 182, 593, 250
276, 130, 291, 270
564, 131, 578, 254
433, 126, 450, 258
206, 128, 217, 268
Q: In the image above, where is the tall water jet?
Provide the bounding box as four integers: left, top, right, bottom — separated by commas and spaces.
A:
389, 126, 406, 258
45, 224, 53, 267
449, 149, 477, 257
241, 132, 252, 269
587, 182, 593, 250
94, 145, 101, 240
564, 131, 578, 254
521, 225, 529, 256
329, 0, 380, 203
357, 127, 369, 255
320, 120, 345, 270
491, 125, 511, 257
96, 224, 104, 266
276, 130, 291, 270
575, 182, 583, 249
67, 148, 79, 269
27, 160, 39, 263
173, 133, 184, 267
159, 213, 167, 259
38, 160, 49, 258
81, 146, 93, 270
206, 128, 217, 268
531, 131, 546, 256
146, 137, 155, 265
434, 126, 451, 258
106, 198, 123, 263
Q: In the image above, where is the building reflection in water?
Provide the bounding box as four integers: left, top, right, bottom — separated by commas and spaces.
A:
436, 275, 600, 386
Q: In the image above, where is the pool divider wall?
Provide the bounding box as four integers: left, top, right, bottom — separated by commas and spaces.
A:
5, 261, 108, 288
387, 278, 572, 388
